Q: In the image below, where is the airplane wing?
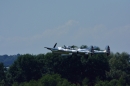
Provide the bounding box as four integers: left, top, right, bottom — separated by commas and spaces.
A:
44, 47, 52, 50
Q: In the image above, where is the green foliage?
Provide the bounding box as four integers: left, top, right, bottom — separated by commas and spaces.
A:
26, 80, 37, 86
0, 54, 19, 66
82, 78, 89, 86
3, 48, 130, 86
107, 52, 130, 84
44, 53, 62, 74
12, 74, 76, 86
39, 74, 76, 86
95, 79, 127, 86
82, 54, 110, 84
12, 82, 19, 86
95, 80, 110, 86
0, 62, 5, 81
58, 55, 83, 83
7, 54, 42, 83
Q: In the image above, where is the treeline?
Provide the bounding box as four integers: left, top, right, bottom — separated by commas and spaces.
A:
0, 51, 130, 86
0, 54, 20, 67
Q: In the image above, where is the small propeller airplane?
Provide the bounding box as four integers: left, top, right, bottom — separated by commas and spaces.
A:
44, 43, 110, 57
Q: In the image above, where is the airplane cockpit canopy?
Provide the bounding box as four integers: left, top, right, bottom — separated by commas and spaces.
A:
62, 46, 78, 50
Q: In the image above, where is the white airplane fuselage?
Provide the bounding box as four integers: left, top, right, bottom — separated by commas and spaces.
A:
52, 47, 77, 54
52, 47, 92, 55
44, 43, 110, 56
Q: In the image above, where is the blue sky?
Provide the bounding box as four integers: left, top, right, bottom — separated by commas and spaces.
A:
0, 0, 130, 55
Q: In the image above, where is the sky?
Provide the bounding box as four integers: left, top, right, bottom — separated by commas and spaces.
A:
0, 0, 130, 55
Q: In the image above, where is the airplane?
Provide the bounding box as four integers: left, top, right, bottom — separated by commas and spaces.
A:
44, 43, 110, 57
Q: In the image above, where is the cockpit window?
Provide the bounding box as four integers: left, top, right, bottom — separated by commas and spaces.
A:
62, 46, 78, 50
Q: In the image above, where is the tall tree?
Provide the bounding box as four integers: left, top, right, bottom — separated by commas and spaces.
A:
59, 55, 83, 83
0, 62, 5, 81
7, 54, 42, 83
82, 54, 110, 85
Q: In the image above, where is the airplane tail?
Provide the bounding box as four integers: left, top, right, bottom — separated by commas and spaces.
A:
44, 43, 57, 50
53, 43, 57, 48
105, 46, 110, 56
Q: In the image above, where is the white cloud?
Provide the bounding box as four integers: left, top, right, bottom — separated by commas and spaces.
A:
11, 21, 129, 48
29, 20, 79, 41
1, 20, 130, 46
0, 20, 130, 54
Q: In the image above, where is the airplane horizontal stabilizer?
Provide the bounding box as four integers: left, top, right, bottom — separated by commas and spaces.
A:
44, 47, 52, 50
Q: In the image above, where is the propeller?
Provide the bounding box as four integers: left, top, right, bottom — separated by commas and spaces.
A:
53, 43, 57, 48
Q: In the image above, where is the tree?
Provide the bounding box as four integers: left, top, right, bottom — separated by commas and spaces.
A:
35, 54, 46, 74
106, 52, 130, 85
38, 74, 76, 86
7, 54, 42, 83
58, 55, 83, 84
43, 53, 63, 74
82, 54, 110, 85
13, 74, 76, 86
0, 62, 5, 81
